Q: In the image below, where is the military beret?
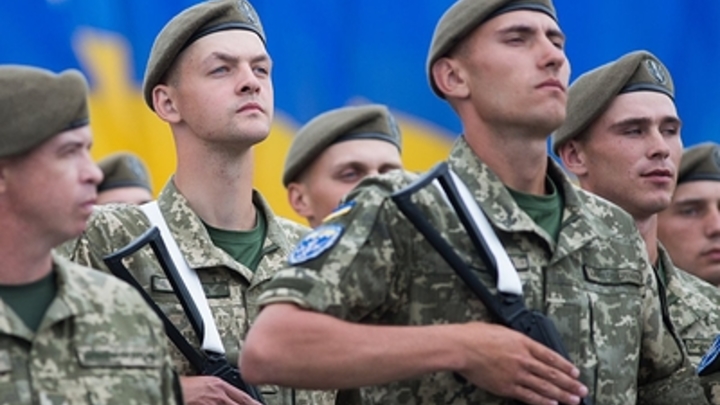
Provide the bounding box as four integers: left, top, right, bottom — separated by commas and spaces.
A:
552, 50, 674, 154
0, 65, 88, 158
97, 152, 153, 192
427, 0, 557, 98
678, 143, 720, 184
143, 0, 265, 110
282, 104, 402, 186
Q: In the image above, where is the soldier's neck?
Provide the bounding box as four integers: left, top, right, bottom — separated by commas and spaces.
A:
634, 214, 659, 265
174, 144, 257, 231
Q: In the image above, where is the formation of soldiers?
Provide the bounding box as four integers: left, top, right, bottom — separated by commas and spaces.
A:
1, 0, 720, 404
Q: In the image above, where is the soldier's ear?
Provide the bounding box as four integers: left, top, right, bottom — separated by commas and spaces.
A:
287, 182, 314, 221
558, 140, 588, 177
152, 84, 181, 124
432, 57, 470, 99
0, 159, 9, 194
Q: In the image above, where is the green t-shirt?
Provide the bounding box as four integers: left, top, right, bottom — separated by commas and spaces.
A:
506, 176, 564, 242
0, 270, 57, 332
205, 209, 267, 272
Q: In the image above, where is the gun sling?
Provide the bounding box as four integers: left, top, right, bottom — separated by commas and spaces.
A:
103, 226, 265, 403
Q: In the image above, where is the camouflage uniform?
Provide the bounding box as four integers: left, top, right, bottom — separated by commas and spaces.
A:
58, 180, 334, 405
661, 244, 720, 367
259, 137, 707, 405
0, 253, 179, 405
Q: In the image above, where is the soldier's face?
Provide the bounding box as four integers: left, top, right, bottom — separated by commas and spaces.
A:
289, 139, 402, 228
169, 30, 273, 147
658, 180, 720, 285
452, 10, 570, 138
0, 126, 102, 245
569, 91, 682, 219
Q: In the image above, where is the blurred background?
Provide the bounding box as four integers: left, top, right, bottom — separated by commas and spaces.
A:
1, 0, 717, 221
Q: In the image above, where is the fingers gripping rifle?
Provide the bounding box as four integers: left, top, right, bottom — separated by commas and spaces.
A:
103, 227, 265, 403
391, 162, 591, 405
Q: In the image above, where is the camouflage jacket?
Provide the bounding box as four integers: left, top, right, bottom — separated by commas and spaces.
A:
0, 253, 180, 405
259, 137, 708, 405
661, 244, 720, 367
58, 180, 334, 405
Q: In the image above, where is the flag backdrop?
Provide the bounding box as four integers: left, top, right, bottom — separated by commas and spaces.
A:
1, 0, 717, 221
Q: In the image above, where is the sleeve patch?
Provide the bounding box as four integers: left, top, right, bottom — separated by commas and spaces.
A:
288, 224, 345, 265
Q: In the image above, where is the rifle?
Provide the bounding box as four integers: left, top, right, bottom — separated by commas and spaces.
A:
391, 162, 591, 405
103, 226, 265, 403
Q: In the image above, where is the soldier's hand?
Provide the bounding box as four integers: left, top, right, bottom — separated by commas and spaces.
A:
180, 376, 262, 405
456, 322, 588, 405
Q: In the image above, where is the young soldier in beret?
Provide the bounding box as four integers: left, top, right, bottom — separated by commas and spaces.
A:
284, 104, 403, 228
659, 142, 720, 286
96, 152, 154, 205
243, 0, 707, 404
553, 51, 720, 383
0, 65, 181, 404
57, 1, 333, 404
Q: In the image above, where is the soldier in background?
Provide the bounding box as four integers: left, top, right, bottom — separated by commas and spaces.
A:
552, 50, 720, 375
58, 0, 333, 404
242, 0, 707, 404
283, 104, 402, 228
96, 152, 153, 205
659, 143, 720, 286
0, 65, 180, 404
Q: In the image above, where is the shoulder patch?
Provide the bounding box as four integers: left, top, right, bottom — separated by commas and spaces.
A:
322, 200, 356, 224
698, 335, 720, 376
288, 224, 345, 265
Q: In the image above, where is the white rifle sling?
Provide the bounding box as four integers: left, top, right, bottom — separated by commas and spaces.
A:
141, 201, 225, 354
433, 171, 523, 296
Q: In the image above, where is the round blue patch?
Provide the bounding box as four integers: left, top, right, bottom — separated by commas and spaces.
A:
288, 224, 345, 265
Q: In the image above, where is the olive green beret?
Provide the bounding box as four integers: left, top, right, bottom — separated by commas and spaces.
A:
427, 0, 556, 98
143, 0, 265, 110
552, 50, 674, 154
678, 142, 720, 184
282, 104, 402, 186
97, 152, 152, 192
0, 65, 88, 158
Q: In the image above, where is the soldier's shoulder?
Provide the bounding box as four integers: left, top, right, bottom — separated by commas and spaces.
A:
342, 169, 422, 211
57, 255, 149, 306
573, 186, 639, 235
273, 216, 310, 242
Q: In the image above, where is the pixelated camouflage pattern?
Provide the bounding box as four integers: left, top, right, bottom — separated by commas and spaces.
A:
0, 253, 179, 405
57, 179, 334, 405
660, 244, 720, 368
259, 137, 708, 404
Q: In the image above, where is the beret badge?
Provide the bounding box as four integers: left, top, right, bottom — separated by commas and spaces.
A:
645, 58, 667, 85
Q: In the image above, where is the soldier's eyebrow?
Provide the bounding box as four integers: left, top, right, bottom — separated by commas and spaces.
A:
608, 117, 651, 130
203, 51, 239, 67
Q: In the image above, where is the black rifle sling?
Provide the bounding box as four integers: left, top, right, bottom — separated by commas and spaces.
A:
103, 226, 266, 403
103, 226, 207, 369
390, 163, 516, 324
391, 162, 591, 405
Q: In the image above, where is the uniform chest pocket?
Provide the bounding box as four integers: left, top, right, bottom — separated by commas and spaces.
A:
75, 346, 164, 405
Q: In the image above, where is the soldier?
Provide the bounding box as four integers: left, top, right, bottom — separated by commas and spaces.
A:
58, 1, 333, 404
96, 152, 153, 205
242, 0, 707, 404
552, 50, 720, 372
0, 65, 181, 404
658, 143, 720, 286
283, 104, 403, 228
